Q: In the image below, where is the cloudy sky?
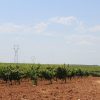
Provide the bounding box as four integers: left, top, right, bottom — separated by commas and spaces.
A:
0, 0, 100, 65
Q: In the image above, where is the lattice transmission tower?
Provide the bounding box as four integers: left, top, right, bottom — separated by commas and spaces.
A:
31, 56, 36, 64
13, 45, 19, 64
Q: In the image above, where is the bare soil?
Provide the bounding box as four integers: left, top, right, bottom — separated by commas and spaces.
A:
0, 77, 100, 100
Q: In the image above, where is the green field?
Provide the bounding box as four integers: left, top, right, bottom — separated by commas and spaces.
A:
0, 63, 100, 72
0, 63, 100, 85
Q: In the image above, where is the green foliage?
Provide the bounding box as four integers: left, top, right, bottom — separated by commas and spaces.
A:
41, 70, 53, 84
30, 66, 39, 85
76, 69, 84, 77
67, 69, 76, 80
0, 63, 99, 85
0, 65, 22, 84
55, 66, 68, 83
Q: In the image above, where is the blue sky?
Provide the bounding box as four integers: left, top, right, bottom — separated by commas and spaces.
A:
0, 0, 100, 64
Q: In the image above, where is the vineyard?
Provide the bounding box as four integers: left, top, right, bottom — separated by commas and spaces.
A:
0, 63, 100, 85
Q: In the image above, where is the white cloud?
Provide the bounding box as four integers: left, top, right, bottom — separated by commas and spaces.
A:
89, 25, 100, 33
0, 22, 48, 34
34, 22, 48, 33
0, 23, 19, 33
0, 16, 100, 38
49, 16, 77, 25
65, 34, 100, 45
0, 16, 85, 35
0, 23, 34, 33
0, 22, 49, 36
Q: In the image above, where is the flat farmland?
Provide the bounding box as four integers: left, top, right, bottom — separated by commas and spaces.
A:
0, 77, 100, 100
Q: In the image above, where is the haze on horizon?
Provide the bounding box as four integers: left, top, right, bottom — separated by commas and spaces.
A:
0, 0, 100, 65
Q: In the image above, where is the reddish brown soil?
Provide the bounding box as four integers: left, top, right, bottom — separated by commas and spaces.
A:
0, 77, 100, 100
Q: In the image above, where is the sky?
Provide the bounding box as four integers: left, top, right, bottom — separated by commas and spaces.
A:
0, 0, 100, 65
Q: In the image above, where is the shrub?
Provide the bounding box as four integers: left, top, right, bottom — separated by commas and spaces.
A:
67, 70, 76, 80
30, 66, 39, 85
76, 69, 84, 78
0, 65, 22, 85
55, 66, 68, 83
40, 69, 54, 84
